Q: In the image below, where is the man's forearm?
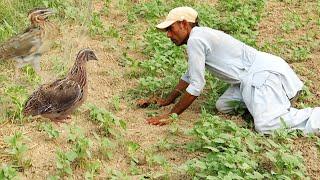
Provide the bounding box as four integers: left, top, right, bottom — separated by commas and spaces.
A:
165, 79, 189, 103
170, 92, 197, 115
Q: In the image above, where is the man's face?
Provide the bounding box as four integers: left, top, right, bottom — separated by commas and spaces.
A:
166, 21, 189, 46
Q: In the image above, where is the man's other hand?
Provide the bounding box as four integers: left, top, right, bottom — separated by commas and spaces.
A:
146, 114, 171, 126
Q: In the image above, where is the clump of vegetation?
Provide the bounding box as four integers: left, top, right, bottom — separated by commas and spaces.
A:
4, 132, 31, 169
3, 85, 28, 122
93, 133, 115, 160
55, 125, 93, 177
38, 122, 60, 139
182, 110, 307, 179
87, 104, 126, 137
0, 164, 18, 180
84, 160, 101, 180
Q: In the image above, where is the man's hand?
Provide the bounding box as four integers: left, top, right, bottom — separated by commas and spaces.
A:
137, 97, 171, 108
155, 98, 171, 106
146, 113, 171, 126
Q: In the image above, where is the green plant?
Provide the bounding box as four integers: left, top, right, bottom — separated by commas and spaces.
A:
281, 10, 305, 33
85, 161, 101, 180
182, 109, 308, 179
88, 12, 105, 37
0, 164, 18, 180
105, 168, 129, 180
65, 124, 84, 143
4, 85, 28, 122
72, 136, 92, 166
4, 132, 31, 168
38, 122, 60, 139
265, 149, 306, 179
46, 175, 60, 180
21, 66, 42, 85
64, 124, 92, 167
147, 154, 171, 179
88, 104, 126, 137
154, 138, 174, 151
55, 134, 92, 176
100, 137, 114, 160
55, 150, 77, 176
51, 56, 68, 78
111, 96, 121, 111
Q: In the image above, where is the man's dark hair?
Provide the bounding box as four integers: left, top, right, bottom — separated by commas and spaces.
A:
189, 17, 199, 28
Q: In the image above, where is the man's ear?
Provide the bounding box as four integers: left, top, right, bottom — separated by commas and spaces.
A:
181, 20, 191, 30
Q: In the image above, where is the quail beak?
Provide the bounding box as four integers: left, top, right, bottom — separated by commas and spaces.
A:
92, 54, 98, 61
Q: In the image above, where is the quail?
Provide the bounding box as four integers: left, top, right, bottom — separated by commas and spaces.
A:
0, 8, 56, 73
23, 49, 98, 122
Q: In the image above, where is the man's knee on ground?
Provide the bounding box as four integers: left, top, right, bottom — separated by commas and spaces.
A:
215, 99, 232, 113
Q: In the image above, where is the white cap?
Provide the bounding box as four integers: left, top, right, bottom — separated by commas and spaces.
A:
156, 7, 198, 29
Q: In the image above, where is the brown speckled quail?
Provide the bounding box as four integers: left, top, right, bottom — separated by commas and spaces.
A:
23, 49, 98, 122
0, 8, 56, 73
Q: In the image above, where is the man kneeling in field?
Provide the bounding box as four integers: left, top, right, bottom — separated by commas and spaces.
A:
139, 6, 320, 135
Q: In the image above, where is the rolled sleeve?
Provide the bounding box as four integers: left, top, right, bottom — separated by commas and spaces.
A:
181, 69, 190, 83
185, 38, 206, 96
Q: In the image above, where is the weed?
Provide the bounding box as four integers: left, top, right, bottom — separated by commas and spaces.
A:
72, 136, 92, 166
105, 168, 129, 180
85, 160, 101, 180
21, 66, 42, 85
126, 141, 140, 162
38, 122, 60, 139
4, 132, 31, 168
51, 56, 68, 78
182, 109, 307, 179
46, 175, 60, 180
55, 150, 77, 176
0, 164, 18, 180
88, 104, 126, 137
99, 137, 114, 160
111, 96, 120, 111
154, 138, 174, 151
65, 123, 84, 143
281, 11, 304, 33
3, 85, 28, 122
55, 143, 91, 176
88, 12, 105, 38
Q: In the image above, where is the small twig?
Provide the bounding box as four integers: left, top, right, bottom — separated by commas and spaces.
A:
29, 144, 38, 150
0, 120, 9, 127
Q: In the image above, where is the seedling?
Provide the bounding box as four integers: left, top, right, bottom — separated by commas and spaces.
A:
4, 132, 31, 168
65, 124, 84, 143
4, 85, 28, 122
38, 122, 60, 139
87, 104, 126, 137
55, 150, 77, 176
111, 96, 121, 111
84, 160, 101, 180
72, 136, 92, 167
0, 164, 17, 180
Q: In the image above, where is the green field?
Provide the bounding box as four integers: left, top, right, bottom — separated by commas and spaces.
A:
1, 0, 320, 179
